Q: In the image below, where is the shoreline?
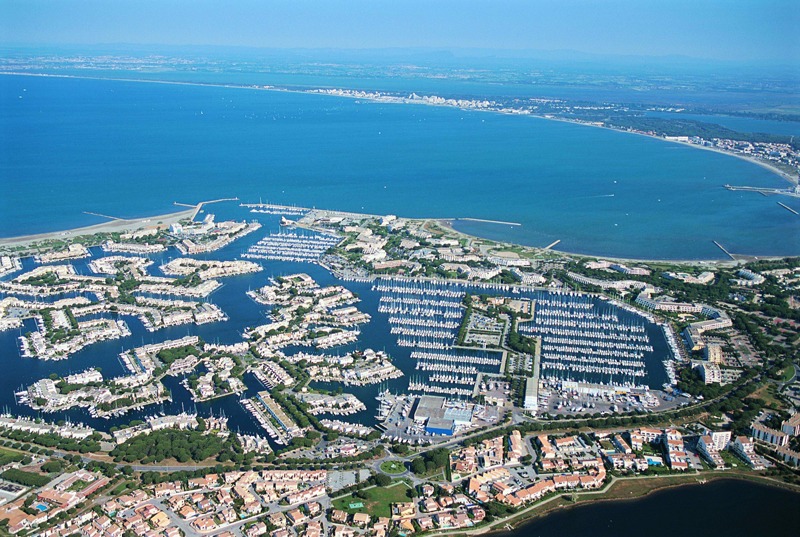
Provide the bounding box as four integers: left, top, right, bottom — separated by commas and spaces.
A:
433, 219, 792, 266
463, 474, 800, 536
0, 200, 794, 266
0, 198, 238, 252
0, 206, 196, 250
503, 474, 800, 534
2, 70, 797, 188
1, 71, 798, 263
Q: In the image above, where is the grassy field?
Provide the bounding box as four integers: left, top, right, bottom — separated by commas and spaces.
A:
0, 447, 24, 466
749, 383, 784, 408
380, 461, 406, 474
332, 481, 412, 518
780, 364, 795, 382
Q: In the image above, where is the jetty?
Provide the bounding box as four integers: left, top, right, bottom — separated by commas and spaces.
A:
777, 202, 799, 215
724, 183, 800, 199
713, 240, 736, 261
458, 217, 522, 226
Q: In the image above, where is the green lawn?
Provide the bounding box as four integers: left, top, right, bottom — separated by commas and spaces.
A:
332, 482, 412, 518
380, 461, 406, 475
780, 364, 795, 382
0, 447, 24, 467
719, 449, 745, 469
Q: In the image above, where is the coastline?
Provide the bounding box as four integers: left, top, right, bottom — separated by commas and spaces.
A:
2, 70, 797, 188
0, 199, 792, 265
432, 219, 788, 266
0, 206, 195, 250
499, 474, 800, 534
1, 71, 798, 263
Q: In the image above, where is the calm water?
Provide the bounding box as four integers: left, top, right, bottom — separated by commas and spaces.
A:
0, 206, 675, 442
504, 479, 800, 537
1, 74, 799, 260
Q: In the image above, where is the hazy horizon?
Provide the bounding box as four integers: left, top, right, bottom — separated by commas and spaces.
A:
1, 0, 797, 65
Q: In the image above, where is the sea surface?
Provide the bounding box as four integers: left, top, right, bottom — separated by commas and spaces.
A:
503, 479, 800, 537
1, 74, 799, 260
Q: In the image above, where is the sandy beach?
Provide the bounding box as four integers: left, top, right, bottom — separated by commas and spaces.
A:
0, 207, 195, 250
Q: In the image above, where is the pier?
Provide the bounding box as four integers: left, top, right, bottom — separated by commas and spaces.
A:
458, 217, 522, 226
777, 202, 799, 215
712, 240, 736, 261
544, 239, 561, 250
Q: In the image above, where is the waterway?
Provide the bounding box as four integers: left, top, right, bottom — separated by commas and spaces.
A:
0, 206, 674, 445
501, 479, 800, 537
1, 74, 799, 259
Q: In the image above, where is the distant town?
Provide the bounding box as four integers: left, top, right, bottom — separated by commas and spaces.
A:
0, 199, 798, 537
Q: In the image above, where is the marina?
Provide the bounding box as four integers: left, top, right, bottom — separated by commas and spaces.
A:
243, 230, 342, 263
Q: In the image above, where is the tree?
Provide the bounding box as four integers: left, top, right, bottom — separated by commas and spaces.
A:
41, 460, 62, 473
374, 473, 392, 487
410, 458, 426, 475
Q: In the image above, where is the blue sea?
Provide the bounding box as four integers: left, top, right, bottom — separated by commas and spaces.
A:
1, 73, 799, 260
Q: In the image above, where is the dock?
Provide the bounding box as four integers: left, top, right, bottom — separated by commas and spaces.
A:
712, 240, 736, 261
778, 202, 799, 215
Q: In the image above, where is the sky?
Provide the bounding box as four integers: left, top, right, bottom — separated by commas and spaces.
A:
0, 0, 797, 63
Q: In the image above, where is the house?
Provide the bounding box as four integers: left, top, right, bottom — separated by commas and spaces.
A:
391, 502, 415, 518
220, 507, 238, 524
304, 520, 323, 537
305, 501, 322, 517
329, 510, 349, 524
245, 522, 269, 537
417, 517, 435, 531
422, 498, 439, 513
352, 512, 371, 527
434, 513, 454, 528
178, 504, 198, 519
269, 512, 288, 528
153, 481, 181, 497
287, 509, 307, 526
150, 511, 171, 528
192, 516, 218, 532
332, 525, 356, 537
